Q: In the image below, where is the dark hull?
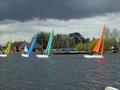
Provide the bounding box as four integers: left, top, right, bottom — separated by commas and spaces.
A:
53, 51, 89, 55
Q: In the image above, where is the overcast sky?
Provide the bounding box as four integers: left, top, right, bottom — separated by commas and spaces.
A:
0, 0, 120, 45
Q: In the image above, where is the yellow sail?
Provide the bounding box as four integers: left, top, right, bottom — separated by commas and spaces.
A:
5, 42, 9, 54
5, 41, 11, 55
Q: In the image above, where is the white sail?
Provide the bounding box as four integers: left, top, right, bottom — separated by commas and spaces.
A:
24, 44, 28, 53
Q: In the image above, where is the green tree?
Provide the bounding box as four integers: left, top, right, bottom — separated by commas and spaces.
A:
87, 39, 114, 51
104, 27, 110, 39
0, 45, 2, 51
83, 42, 89, 51
75, 43, 84, 51
88, 39, 98, 51
104, 39, 114, 51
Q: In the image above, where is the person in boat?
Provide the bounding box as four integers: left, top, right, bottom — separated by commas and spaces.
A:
89, 51, 97, 55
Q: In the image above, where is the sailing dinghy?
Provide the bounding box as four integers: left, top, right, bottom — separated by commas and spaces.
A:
0, 41, 11, 57
84, 26, 105, 59
36, 30, 54, 58
21, 32, 40, 57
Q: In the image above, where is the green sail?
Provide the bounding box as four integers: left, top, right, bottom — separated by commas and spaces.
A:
45, 30, 54, 55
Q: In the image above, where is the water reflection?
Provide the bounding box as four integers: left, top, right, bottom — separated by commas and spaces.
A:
96, 58, 105, 64
94, 58, 110, 86
48, 57, 56, 65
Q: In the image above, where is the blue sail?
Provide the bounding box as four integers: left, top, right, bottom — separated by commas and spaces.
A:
45, 30, 54, 55
27, 32, 40, 56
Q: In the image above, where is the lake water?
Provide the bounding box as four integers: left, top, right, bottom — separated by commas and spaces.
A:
0, 53, 120, 90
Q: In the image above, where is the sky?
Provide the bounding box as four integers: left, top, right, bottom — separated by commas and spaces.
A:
0, 0, 120, 45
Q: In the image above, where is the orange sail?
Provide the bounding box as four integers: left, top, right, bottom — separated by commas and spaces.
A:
100, 39, 104, 55
92, 26, 104, 55
92, 37, 102, 54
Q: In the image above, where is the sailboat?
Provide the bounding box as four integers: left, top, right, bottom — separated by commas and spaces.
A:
0, 41, 12, 57
84, 26, 105, 59
36, 30, 54, 58
24, 43, 29, 52
21, 32, 40, 57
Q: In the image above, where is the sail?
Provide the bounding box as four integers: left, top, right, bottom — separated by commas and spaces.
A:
92, 26, 104, 54
5, 46, 8, 54
45, 30, 54, 55
92, 37, 102, 54
24, 44, 28, 53
28, 32, 40, 56
100, 39, 104, 55
7, 41, 11, 55
5, 41, 11, 55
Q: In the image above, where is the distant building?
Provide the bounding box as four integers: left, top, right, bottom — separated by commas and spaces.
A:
69, 32, 85, 44
12, 41, 44, 53
12, 41, 26, 52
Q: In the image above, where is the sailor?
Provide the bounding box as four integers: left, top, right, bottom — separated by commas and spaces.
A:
89, 51, 96, 55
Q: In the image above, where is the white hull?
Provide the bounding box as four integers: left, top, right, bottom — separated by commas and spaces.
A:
21, 53, 29, 57
84, 54, 104, 59
105, 86, 119, 90
0, 54, 7, 57
36, 54, 48, 58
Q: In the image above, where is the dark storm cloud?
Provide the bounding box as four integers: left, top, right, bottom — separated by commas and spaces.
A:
0, 0, 120, 20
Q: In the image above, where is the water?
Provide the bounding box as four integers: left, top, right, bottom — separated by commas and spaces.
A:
0, 53, 120, 90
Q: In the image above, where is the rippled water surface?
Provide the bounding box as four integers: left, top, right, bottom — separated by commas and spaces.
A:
0, 53, 120, 90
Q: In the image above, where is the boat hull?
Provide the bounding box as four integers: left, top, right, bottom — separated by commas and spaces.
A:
36, 54, 48, 58
21, 54, 29, 57
0, 54, 7, 57
105, 86, 119, 90
84, 54, 104, 59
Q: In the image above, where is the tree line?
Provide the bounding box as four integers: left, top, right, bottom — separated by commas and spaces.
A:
27, 27, 120, 51
0, 27, 120, 52
75, 27, 120, 51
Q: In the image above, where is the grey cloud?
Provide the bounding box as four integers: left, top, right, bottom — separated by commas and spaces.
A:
0, 0, 120, 20
0, 12, 120, 45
